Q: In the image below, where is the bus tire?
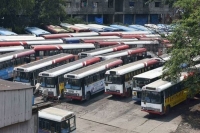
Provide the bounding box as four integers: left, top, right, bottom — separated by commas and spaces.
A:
165, 105, 170, 115
86, 92, 91, 101
126, 88, 132, 97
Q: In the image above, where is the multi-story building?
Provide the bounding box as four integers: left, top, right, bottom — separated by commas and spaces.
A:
64, 0, 173, 24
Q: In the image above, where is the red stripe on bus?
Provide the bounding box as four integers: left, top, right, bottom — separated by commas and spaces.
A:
82, 57, 101, 66
0, 41, 22, 46
97, 41, 120, 46
121, 34, 146, 39
113, 45, 129, 51
33, 45, 62, 50
106, 60, 123, 69
41, 34, 71, 39
13, 50, 35, 59
21, 41, 28, 45
127, 48, 147, 55
145, 59, 159, 67
53, 54, 75, 64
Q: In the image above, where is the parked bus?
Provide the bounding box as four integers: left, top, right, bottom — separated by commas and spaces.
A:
25, 27, 51, 36
122, 40, 160, 54
64, 58, 123, 101
45, 25, 72, 33
104, 58, 163, 97
39, 107, 76, 133
97, 48, 147, 64
0, 27, 17, 35
79, 44, 129, 58
132, 66, 163, 101
0, 49, 35, 79
0, 37, 45, 41
13, 53, 75, 86
0, 46, 24, 54
38, 57, 101, 99
110, 25, 138, 31
32, 44, 95, 59
141, 72, 191, 115
42, 32, 99, 39
0, 39, 63, 48
121, 34, 161, 39
68, 25, 91, 33
129, 25, 152, 31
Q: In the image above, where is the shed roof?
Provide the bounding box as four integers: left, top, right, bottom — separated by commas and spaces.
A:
0, 79, 32, 91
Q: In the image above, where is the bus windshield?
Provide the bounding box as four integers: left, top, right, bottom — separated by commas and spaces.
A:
141, 91, 161, 104
13, 71, 30, 83
39, 77, 55, 88
65, 79, 81, 90
133, 78, 150, 88
105, 75, 122, 84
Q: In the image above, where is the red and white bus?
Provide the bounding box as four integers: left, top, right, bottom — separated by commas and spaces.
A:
0, 46, 24, 54
79, 44, 129, 58
0, 39, 64, 48
38, 56, 101, 99
105, 58, 163, 97
32, 44, 95, 59
121, 34, 161, 39
0, 49, 35, 79
97, 48, 147, 64
64, 58, 123, 101
42, 32, 99, 39
0, 37, 45, 41
13, 53, 75, 86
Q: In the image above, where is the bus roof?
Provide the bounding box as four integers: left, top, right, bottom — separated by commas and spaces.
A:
0, 27, 17, 35
64, 58, 123, 79
14, 53, 74, 72
79, 44, 129, 56
0, 39, 63, 47
110, 25, 138, 31
122, 40, 159, 45
0, 49, 35, 62
133, 66, 163, 79
25, 27, 50, 36
32, 43, 95, 51
105, 58, 159, 75
69, 32, 99, 37
39, 107, 74, 122
45, 25, 71, 33
97, 48, 146, 60
0, 37, 45, 41
142, 72, 188, 92
0, 46, 24, 52
39, 56, 100, 77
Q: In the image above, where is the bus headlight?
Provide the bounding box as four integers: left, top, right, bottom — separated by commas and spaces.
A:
76, 93, 79, 96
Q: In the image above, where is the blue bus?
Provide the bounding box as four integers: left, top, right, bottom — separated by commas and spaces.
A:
0, 27, 17, 35
0, 49, 35, 80
103, 26, 121, 32
129, 25, 151, 31
25, 27, 51, 37
110, 25, 138, 32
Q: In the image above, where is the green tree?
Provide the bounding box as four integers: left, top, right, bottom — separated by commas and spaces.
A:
148, 0, 200, 96
32, 0, 67, 26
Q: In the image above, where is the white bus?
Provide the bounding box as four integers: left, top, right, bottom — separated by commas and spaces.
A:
38, 56, 101, 99
97, 48, 147, 64
13, 53, 75, 86
0, 46, 24, 54
64, 58, 123, 101
39, 107, 76, 133
141, 73, 189, 115
78, 44, 129, 58
105, 58, 163, 97
132, 66, 163, 101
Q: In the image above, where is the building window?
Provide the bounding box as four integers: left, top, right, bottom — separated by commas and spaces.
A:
81, 0, 87, 8
129, 1, 134, 8
93, 2, 98, 8
108, 0, 113, 8
76, 2, 79, 8
155, 2, 161, 7
66, 2, 71, 8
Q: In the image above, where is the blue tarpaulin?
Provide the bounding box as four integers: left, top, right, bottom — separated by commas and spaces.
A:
135, 14, 148, 25
95, 17, 103, 24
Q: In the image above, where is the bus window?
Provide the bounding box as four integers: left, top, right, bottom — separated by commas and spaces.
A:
69, 117, 76, 131
61, 121, 69, 133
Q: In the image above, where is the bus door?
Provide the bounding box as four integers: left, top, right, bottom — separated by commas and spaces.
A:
82, 78, 86, 99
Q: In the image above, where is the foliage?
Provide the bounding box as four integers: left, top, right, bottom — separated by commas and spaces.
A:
62, 17, 87, 25
32, 0, 67, 26
162, 0, 200, 95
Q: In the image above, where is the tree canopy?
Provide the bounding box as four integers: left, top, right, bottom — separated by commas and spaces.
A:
153, 0, 200, 95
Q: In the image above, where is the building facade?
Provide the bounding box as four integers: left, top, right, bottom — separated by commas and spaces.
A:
64, 0, 173, 24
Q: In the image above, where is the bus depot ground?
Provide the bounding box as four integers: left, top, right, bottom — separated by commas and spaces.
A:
35, 93, 200, 133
